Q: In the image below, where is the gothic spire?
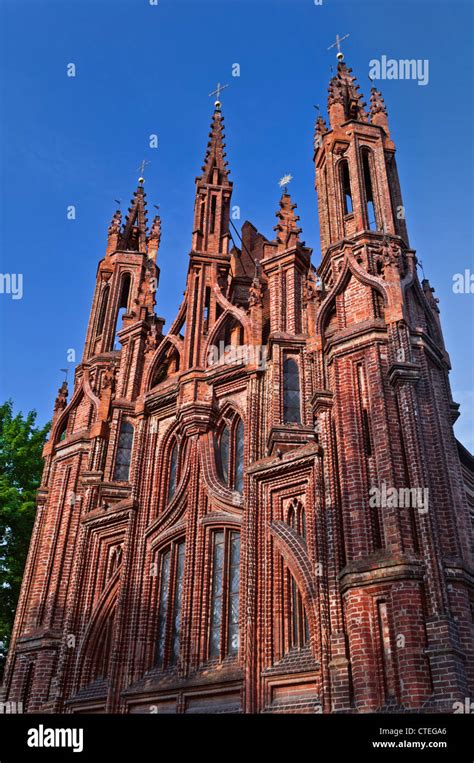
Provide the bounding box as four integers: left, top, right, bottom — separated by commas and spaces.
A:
274, 192, 302, 251
120, 184, 148, 253
198, 104, 231, 187
327, 61, 368, 127
192, 103, 233, 254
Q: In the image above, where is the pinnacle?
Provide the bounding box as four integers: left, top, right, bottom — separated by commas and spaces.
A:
274, 192, 302, 250
108, 209, 122, 237
370, 86, 388, 117
149, 214, 161, 240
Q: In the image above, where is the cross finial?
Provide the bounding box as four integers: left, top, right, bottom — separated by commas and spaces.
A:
136, 159, 150, 184
209, 82, 229, 110
278, 174, 293, 193
327, 33, 350, 61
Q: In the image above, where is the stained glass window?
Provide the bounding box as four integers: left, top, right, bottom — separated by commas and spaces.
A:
167, 441, 178, 504
210, 531, 225, 657
234, 419, 244, 494
209, 529, 240, 659
155, 549, 171, 667
155, 540, 186, 668
217, 425, 230, 485
283, 357, 301, 424
170, 541, 185, 664
215, 417, 244, 495
113, 420, 134, 481
228, 532, 240, 654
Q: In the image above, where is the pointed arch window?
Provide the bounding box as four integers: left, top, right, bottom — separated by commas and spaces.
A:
167, 441, 179, 504
58, 418, 68, 442
283, 356, 301, 424
215, 416, 244, 494
209, 529, 240, 659
340, 159, 353, 215
217, 425, 230, 484
113, 420, 134, 481
361, 148, 377, 231
96, 284, 110, 337
155, 539, 186, 668
114, 273, 131, 349
282, 562, 310, 654
234, 419, 244, 494
287, 498, 306, 539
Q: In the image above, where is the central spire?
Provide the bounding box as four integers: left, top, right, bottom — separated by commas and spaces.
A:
198, 104, 231, 187
327, 60, 368, 127
120, 184, 149, 253
192, 101, 233, 255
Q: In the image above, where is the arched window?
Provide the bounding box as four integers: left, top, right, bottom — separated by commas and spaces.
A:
114, 273, 131, 350
283, 357, 301, 424
361, 148, 377, 231
96, 285, 109, 337
216, 424, 230, 485
57, 419, 68, 443
167, 441, 179, 504
340, 159, 353, 214
215, 417, 244, 494
155, 539, 186, 668
209, 529, 240, 659
208, 316, 245, 368
113, 420, 134, 481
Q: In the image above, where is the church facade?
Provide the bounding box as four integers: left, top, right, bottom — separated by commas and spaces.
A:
3, 59, 473, 714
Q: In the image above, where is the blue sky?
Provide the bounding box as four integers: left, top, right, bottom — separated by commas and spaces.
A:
0, 0, 473, 449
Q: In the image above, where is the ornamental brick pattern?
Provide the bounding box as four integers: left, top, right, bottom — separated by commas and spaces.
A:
2, 62, 473, 714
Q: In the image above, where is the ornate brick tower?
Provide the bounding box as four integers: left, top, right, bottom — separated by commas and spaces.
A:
3, 63, 473, 714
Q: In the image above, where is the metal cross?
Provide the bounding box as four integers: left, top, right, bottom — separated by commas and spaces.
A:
327, 33, 350, 57
209, 82, 229, 102
136, 159, 150, 182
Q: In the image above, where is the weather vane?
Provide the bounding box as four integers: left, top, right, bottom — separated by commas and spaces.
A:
209, 82, 229, 109
136, 159, 150, 184
328, 33, 350, 62
278, 174, 293, 192
60, 368, 69, 381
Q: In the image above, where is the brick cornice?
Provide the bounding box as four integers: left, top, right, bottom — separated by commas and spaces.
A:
339, 555, 425, 592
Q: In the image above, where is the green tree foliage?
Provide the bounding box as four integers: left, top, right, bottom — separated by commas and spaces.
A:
0, 401, 50, 678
